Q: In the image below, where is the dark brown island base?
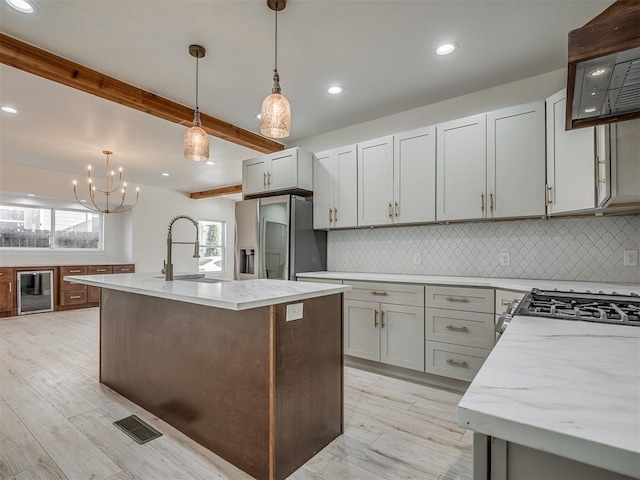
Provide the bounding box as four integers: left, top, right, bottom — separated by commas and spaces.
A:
94, 281, 345, 480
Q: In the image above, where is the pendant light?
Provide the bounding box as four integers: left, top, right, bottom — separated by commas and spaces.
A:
260, 0, 291, 139
184, 44, 209, 162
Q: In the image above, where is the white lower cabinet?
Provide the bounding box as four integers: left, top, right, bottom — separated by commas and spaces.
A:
425, 285, 495, 382
344, 282, 425, 372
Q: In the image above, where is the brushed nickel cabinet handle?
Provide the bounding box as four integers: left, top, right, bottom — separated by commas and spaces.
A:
329, 208, 333, 224
120, 269, 130, 271
489, 192, 494, 211
501, 299, 511, 306
446, 296, 469, 303
69, 269, 81, 273
96, 269, 107, 272
0, 272, 3, 276
481, 193, 485, 212
381, 310, 385, 328
267, 171, 271, 185
374, 310, 379, 328
334, 208, 338, 223
69, 295, 81, 299
394, 202, 398, 217
446, 324, 469, 332
446, 359, 469, 368
263, 172, 267, 186
371, 291, 388, 296
8, 281, 11, 294
388, 202, 393, 218
545, 184, 553, 207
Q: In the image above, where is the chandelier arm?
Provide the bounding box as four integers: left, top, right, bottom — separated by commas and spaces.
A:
112, 192, 139, 213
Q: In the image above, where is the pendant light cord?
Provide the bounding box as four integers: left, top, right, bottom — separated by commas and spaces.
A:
274, 1, 278, 73
195, 54, 200, 112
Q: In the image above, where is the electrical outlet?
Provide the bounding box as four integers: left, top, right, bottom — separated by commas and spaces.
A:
286, 303, 304, 321
499, 252, 511, 266
623, 250, 639, 267
341, 253, 348, 263
413, 252, 422, 265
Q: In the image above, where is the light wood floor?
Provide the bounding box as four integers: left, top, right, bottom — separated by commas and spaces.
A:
0, 308, 471, 480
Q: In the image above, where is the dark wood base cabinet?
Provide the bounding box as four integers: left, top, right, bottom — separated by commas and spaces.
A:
0, 268, 15, 318
100, 289, 344, 480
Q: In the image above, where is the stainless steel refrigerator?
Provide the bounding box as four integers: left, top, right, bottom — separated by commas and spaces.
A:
234, 195, 326, 280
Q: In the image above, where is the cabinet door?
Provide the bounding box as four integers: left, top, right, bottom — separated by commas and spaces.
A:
344, 299, 380, 361
380, 303, 425, 372
358, 136, 394, 226
394, 126, 436, 224
268, 150, 297, 191
243, 157, 268, 195
0, 280, 14, 313
334, 145, 358, 228
487, 102, 546, 218
436, 114, 487, 221
595, 125, 611, 207
546, 90, 595, 215
87, 286, 100, 303
313, 150, 334, 229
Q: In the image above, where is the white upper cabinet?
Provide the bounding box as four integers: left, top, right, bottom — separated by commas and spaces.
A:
605, 119, 640, 208
393, 126, 436, 224
436, 114, 487, 221
358, 128, 436, 227
313, 145, 358, 230
242, 147, 313, 197
545, 90, 596, 215
487, 101, 546, 218
358, 136, 394, 226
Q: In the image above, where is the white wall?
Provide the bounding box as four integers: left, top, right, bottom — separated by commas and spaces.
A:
292, 69, 566, 152
128, 185, 235, 277
0, 162, 235, 277
0, 163, 126, 266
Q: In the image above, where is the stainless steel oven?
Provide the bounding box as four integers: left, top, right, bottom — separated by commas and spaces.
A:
17, 270, 54, 315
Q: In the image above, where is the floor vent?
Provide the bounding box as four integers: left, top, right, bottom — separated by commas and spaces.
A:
113, 415, 162, 444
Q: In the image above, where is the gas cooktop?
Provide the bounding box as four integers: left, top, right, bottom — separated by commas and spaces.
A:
514, 288, 640, 326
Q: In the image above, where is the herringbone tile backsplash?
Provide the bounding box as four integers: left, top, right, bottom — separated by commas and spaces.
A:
326, 215, 639, 283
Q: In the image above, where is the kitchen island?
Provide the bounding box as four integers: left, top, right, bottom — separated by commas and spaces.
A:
65, 273, 351, 480
458, 316, 640, 480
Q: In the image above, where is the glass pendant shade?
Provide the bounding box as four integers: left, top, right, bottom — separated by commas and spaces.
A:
184, 113, 209, 162
260, 92, 291, 139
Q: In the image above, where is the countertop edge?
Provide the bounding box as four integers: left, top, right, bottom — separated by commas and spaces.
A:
296, 272, 640, 294
457, 405, 639, 478
65, 275, 351, 311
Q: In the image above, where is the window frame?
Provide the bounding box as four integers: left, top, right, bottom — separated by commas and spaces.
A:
0, 203, 105, 251
198, 220, 226, 273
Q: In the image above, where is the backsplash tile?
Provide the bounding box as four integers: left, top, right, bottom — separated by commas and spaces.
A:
327, 215, 639, 284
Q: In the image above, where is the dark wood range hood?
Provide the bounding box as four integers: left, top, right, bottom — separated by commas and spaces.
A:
566, 0, 640, 130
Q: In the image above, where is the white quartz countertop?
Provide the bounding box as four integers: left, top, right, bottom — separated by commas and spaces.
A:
297, 271, 640, 295
458, 316, 640, 478
64, 273, 350, 311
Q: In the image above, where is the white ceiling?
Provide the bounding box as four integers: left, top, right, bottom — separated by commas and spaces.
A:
0, 0, 614, 194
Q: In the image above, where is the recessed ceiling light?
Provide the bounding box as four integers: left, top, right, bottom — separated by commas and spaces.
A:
255, 113, 262, 120
26, 193, 35, 197
5, 0, 35, 14
205, 160, 216, 165
328, 86, 344, 95
589, 68, 608, 77
1, 106, 18, 114
584, 107, 597, 113
161, 172, 170, 177
436, 42, 458, 56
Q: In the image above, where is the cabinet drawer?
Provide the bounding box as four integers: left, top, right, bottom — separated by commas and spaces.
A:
426, 308, 495, 349
60, 266, 88, 290
495, 288, 527, 314
0, 267, 13, 278
88, 265, 113, 275
61, 290, 87, 306
425, 286, 494, 313
425, 341, 490, 382
344, 281, 424, 307
113, 264, 135, 273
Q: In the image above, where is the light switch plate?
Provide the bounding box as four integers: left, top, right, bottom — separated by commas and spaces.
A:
286, 303, 304, 321
623, 250, 638, 267
413, 252, 422, 265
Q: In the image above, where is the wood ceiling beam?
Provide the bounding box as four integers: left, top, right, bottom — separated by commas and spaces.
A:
0, 33, 284, 154
189, 184, 243, 199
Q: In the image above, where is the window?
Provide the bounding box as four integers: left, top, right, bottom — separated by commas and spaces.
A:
198, 220, 225, 272
0, 204, 103, 250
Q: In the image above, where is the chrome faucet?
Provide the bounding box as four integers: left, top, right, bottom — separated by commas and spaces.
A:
162, 215, 200, 281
